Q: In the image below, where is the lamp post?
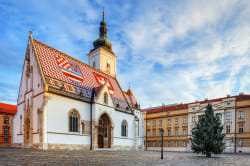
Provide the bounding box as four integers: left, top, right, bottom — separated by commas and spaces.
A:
160, 128, 164, 159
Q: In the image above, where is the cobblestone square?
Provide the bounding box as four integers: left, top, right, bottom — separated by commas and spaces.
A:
0, 147, 250, 166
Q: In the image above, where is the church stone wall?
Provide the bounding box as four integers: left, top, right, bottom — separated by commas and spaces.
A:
46, 93, 91, 146
12, 103, 24, 145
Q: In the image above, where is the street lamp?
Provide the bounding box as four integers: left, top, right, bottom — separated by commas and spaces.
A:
160, 128, 164, 159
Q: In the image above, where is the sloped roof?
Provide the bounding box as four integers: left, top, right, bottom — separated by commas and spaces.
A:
0, 103, 17, 114
123, 89, 138, 108
143, 104, 188, 114
143, 94, 250, 114
31, 37, 131, 111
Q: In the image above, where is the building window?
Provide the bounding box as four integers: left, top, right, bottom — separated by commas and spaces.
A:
93, 61, 96, 68
104, 92, 108, 104
183, 141, 186, 147
168, 130, 171, 136
175, 129, 178, 136
153, 130, 156, 137
159, 120, 162, 126
226, 125, 230, 134
159, 141, 162, 147
147, 130, 150, 137
153, 120, 156, 126
239, 111, 244, 119
4, 138, 8, 143
69, 110, 80, 132
159, 129, 163, 136
121, 121, 128, 137
239, 125, 244, 133
183, 129, 186, 136
147, 121, 150, 127
106, 63, 110, 73
192, 116, 195, 123
4, 128, 8, 135
4, 117, 9, 124
175, 119, 178, 124
183, 117, 186, 124
168, 119, 171, 125
147, 141, 150, 147
167, 141, 170, 147
175, 141, 178, 147
226, 140, 231, 147
239, 139, 243, 147
226, 112, 231, 120
153, 141, 156, 147
216, 113, 222, 121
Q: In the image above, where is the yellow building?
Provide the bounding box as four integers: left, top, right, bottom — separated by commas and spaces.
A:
143, 104, 188, 151
236, 95, 250, 153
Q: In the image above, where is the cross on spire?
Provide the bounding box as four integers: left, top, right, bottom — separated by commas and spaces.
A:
102, 7, 105, 21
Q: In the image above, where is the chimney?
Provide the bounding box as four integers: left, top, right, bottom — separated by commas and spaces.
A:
162, 103, 165, 106
227, 95, 230, 97
205, 98, 208, 101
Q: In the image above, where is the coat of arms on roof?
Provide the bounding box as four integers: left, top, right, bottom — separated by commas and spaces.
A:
56, 55, 83, 83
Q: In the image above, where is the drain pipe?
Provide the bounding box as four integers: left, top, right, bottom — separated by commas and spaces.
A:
90, 88, 95, 150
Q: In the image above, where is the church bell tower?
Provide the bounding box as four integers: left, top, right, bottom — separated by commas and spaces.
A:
87, 10, 117, 77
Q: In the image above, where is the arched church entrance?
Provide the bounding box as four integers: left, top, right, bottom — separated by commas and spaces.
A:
98, 114, 111, 148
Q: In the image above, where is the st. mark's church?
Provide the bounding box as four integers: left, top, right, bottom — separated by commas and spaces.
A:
12, 12, 144, 150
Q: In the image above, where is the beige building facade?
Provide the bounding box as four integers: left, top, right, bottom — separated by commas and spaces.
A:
143, 94, 250, 153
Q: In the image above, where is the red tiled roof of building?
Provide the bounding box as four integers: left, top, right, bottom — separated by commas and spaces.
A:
0, 103, 17, 114
144, 104, 188, 114
143, 94, 250, 114
123, 89, 137, 107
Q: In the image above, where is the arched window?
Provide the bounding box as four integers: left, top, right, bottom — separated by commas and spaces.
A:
104, 92, 108, 104
121, 120, 128, 137
69, 110, 80, 132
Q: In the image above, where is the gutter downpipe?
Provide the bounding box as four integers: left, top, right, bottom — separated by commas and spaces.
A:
90, 88, 95, 150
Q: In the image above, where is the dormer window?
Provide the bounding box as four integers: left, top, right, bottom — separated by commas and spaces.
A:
104, 92, 108, 104
106, 63, 110, 73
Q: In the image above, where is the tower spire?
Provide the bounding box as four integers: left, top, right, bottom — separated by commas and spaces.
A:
92, 9, 112, 51
102, 7, 105, 21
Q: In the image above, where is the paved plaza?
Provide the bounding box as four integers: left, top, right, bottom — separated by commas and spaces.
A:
0, 147, 250, 166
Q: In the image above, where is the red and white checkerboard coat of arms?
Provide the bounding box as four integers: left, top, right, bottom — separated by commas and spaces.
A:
56, 55, 83, 83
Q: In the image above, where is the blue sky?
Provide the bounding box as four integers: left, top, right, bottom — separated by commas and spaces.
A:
0, 0, 250, 108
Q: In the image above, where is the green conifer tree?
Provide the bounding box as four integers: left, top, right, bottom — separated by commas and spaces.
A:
190, 103, 225, 157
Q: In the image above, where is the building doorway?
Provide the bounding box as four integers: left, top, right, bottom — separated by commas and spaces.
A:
98, 114, 111, 148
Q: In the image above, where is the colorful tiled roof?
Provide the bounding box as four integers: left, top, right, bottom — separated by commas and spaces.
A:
123, 89, 138, 108
0, 103, 17, 114
31, 38, 131, 110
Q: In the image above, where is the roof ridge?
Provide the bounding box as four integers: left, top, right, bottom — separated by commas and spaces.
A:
33, 38, 116, 80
